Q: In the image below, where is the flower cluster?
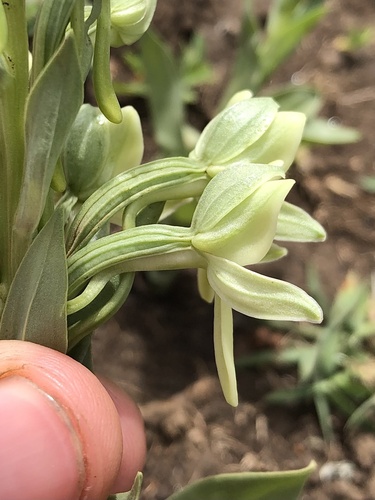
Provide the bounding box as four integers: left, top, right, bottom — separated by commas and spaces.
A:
187, 95, 325, 405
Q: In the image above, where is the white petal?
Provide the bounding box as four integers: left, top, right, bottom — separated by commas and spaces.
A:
193, 179, 294, 266
276, 202, 326, 242
214, 295, 238, 407
207, 254, 323, 323
197, 268, 214, 303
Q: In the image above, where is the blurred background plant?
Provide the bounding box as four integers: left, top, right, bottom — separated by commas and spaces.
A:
114, 0, 361, 158
236, 269, 375, 442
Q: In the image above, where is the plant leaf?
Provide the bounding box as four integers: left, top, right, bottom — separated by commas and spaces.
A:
166, 462, 315, 500
31, 0, 76, 81
14, 33, 83, 246
139, 31, 185, 155
0, 1, 8, 55
108, 472, 143, 500
303, 118, 361, 144
0, 210, 68, 353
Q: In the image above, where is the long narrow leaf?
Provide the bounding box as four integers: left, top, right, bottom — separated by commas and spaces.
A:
139, 31, 185, 155
14, 34, 83, 250
31, 0, 76, 81
0, 210, 68, 353
167, 462, 315, 500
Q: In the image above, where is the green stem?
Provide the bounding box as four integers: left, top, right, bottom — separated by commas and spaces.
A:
67, 224, 204, 296
0, 1, 29, 291
70, 0, 85, 59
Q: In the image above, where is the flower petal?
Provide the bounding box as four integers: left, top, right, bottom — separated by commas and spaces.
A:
193, 178, 294, 266
197, 268, 214, 303
191, 162, 285, 235
214, 295, 238, 407
207, 254, 323, 323
191, 98, 279, 165
276, 202, 326, 242
229, 112, 306, 172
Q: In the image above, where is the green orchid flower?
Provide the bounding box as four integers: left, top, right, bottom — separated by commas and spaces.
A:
190, 95, 306, 176
190, 163, 325, 406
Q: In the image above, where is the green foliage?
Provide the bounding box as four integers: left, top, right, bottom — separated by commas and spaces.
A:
0, 2, 328, 498
222, 0, 360, 145
221, 0, 326, 100
360, 175, 375, 194
272, 85, 361, 144
167, 462, 315, 500
333, 26, 374, 53
238, 270, 375, 441
0, 209, 68, 352
115, 29, 212, 155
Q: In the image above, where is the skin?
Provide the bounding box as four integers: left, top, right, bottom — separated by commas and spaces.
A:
0, 340, 146, 500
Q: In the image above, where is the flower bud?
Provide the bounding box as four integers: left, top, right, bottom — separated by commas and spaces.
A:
110, 0, 157, 47
62, 104, 111, 200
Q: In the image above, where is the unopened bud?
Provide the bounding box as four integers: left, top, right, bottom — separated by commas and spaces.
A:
62, 104, 111, 200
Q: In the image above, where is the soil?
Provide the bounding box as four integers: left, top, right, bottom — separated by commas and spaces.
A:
93, 0, 375, 498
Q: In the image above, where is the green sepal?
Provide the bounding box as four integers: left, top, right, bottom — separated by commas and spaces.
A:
166, 462, 315, 500
191, 163, 285, 236
276, 201, 326, 242
206, 254, 323, 324
0, 210, 68, 353
191, 97, 279, 165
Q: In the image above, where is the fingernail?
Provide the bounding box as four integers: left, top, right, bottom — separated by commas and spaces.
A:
0, 376, 85, 500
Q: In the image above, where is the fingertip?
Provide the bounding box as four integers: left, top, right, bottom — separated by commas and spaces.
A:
101, 379, 147, 493
0, 340, 123, 500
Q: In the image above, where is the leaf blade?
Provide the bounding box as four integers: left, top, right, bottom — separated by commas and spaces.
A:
0, 210, 68, 353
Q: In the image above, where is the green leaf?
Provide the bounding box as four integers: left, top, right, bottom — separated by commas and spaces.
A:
31, 0, 76, 81
166, 462, 315, 500
14, 33, 83, 249
360, 175, 375, 193
303, 118, 361, 144
0, 210, 68, 353
0, 1, 8, 55
271, 86, 322, 119
139, 31, 185, 155
259, 2, 326, 82
219, 4, 261, 103
108, 472, 143, 500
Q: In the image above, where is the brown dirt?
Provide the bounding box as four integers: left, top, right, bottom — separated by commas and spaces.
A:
93, 0, 375, 498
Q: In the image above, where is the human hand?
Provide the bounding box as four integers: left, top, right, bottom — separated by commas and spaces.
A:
0, 340, 146, 500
